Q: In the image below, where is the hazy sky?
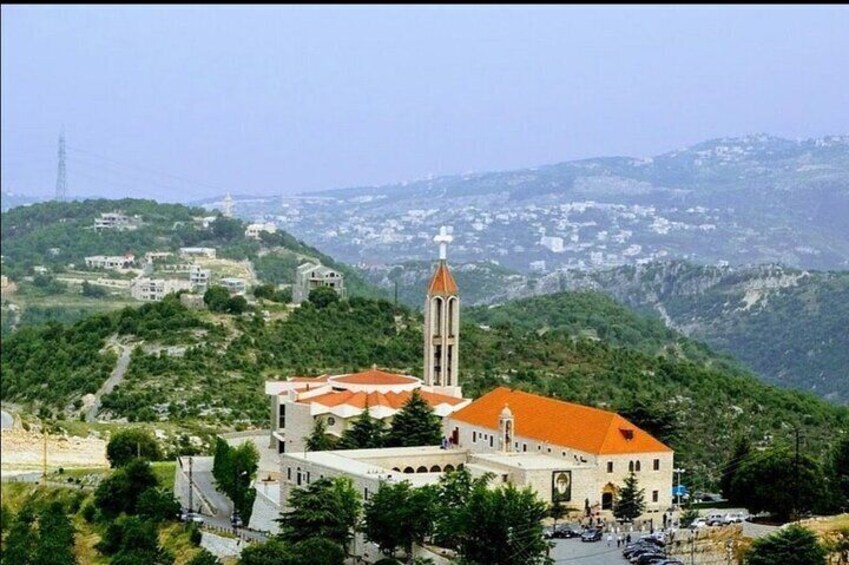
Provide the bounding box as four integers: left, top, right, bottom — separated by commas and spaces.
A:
2, 5, 848, 202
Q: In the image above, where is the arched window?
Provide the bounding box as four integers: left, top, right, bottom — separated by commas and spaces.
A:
392, 467, 401, 472
430, 465, 441, 472
635, 461, 641, 472
417, 466, 428, 473
628, 461, 635, 472
448, 297, 457, 337
444, 464, 455, 472
433, 297, 443, 337
403, 466, 415, 474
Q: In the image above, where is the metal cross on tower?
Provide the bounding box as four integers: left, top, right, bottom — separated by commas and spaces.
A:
433, 226, 453, 261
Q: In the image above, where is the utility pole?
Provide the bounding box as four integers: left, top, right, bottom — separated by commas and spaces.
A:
188, 456, 194, 515
42, 425, 48, 480
793, 427, 801, 522
55, 130, 67, 201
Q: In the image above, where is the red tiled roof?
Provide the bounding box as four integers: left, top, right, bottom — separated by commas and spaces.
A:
428, 261, 458, 295
450, 387, 672, 455
332, 369, 418, 385
307, 389, 466, 410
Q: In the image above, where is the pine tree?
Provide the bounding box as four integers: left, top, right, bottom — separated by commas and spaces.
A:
613, 472, 646, 522
338, 405, 385, 450
385, 390, 443, 448
306, 418, 338, 452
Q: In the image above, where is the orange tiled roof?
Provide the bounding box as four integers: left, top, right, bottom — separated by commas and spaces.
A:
333, 369, 418, 385
307, 389, 466, 409
450, 387, 672, 455
428, 261, 458, 295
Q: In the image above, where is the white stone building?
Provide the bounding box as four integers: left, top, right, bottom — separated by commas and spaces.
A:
179, 247, 217, 259
84, 254, 135, 270
245, 222, 277, 240
219, 277, 246, 296
94, 211, 141, 232
292, 263, 346, 304
188, 265, 211, 289
130, 277, 192, 302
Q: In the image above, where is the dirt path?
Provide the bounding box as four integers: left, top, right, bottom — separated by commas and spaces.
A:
86, 340, 132, 422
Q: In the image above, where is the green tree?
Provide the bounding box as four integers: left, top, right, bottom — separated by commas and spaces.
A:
211, 216, 244, 241
106, 427, 163, 467
432, 467, 494, 550
204, 286, 231, 312
2, 505, 35, 565
306, 418, 338, 452
212, 439, 260, 523
94, 458, 160, 518
33, 502, 77, 565
745, 524, 826, 565
731, 448, 827, 521
81, 280, 108, 298
96, 516, 174, 564
238, 539, 293, 565
253, 284, 277, 301
290, 537, 346, 565
277, 477, 361, 555
362, 481, 436, 559
227, 295, 249, 315
309, 286, 340, 308
613, 472, 646, 522
721, 436, 751, 501
457, 482, 550, 565
385, 390, 442, 448
338, 405, 385, 450
187, 550, 223, 565
549, 497, 567, 526
831, 436, 849, 510
137, 487, 181, 523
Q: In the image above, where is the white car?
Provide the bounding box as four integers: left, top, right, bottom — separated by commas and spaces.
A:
705, 513, 726, 526
725, 512, 748, 523
689, 518, 708, 529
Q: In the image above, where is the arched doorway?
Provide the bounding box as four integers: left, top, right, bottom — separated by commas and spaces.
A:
602, 483, 618, 511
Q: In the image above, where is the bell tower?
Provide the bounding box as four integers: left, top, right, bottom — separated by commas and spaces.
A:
424, 226, 460, 389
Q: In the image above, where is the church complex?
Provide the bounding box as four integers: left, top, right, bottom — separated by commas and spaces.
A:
258, 226, 673, 534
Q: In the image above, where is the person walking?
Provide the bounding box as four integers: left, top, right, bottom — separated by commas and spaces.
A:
607, 532, 613, 547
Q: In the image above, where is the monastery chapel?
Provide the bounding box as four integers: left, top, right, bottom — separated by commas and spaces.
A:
261, 226, 673, 533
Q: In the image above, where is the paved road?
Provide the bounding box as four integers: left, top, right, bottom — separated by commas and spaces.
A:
86, 342, 132, 422
1, 410, 13, 430
549, 538, 629, 564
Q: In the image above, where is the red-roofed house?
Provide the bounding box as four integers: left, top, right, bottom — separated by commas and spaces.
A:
443, 387, 674, 514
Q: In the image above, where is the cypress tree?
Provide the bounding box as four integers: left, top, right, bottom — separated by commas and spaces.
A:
338, 405, 385, 449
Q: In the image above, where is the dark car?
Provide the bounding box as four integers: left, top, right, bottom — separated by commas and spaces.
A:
580, 528, 603, 542
633, 553, 668, 565
556, 523, 583, 538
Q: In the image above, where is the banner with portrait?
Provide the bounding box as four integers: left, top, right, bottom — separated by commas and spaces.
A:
551, 470, 572, 503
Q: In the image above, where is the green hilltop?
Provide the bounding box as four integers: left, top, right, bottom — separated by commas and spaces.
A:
2, 290, 846, 492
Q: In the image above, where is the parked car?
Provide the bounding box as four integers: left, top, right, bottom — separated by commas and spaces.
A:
688, 518, 708, 529
725, 512, 748, 523
542, 525, 557, 539
705, 512, 726, 526
556, 523, 583, 538
581, 528, 603, 542
633, 553, 668, 565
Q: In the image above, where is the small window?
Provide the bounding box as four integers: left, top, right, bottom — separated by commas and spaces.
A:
653, 458, 660, 471
629, 461, 635, 472
490, 436, 493, 448
537, 445, 541, 451
473, 431, 477, 442
652, 490, 659, 503
364, 488, 369, 500
607, 461, 614, 473
306, 472, 310, 484
562, 451, 566, 457
327, 416, 336, 426
547, 447, 552, 453
514, 442, 518, 449
287, 467, 291, 480
522, 443, 527, 452
635, 461, 641, 472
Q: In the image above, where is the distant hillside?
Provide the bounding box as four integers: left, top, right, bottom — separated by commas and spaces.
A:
244, 134, 849, 271
0, 198, 385, 331
2, 292, 846, 491
369, 260, 849, 404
